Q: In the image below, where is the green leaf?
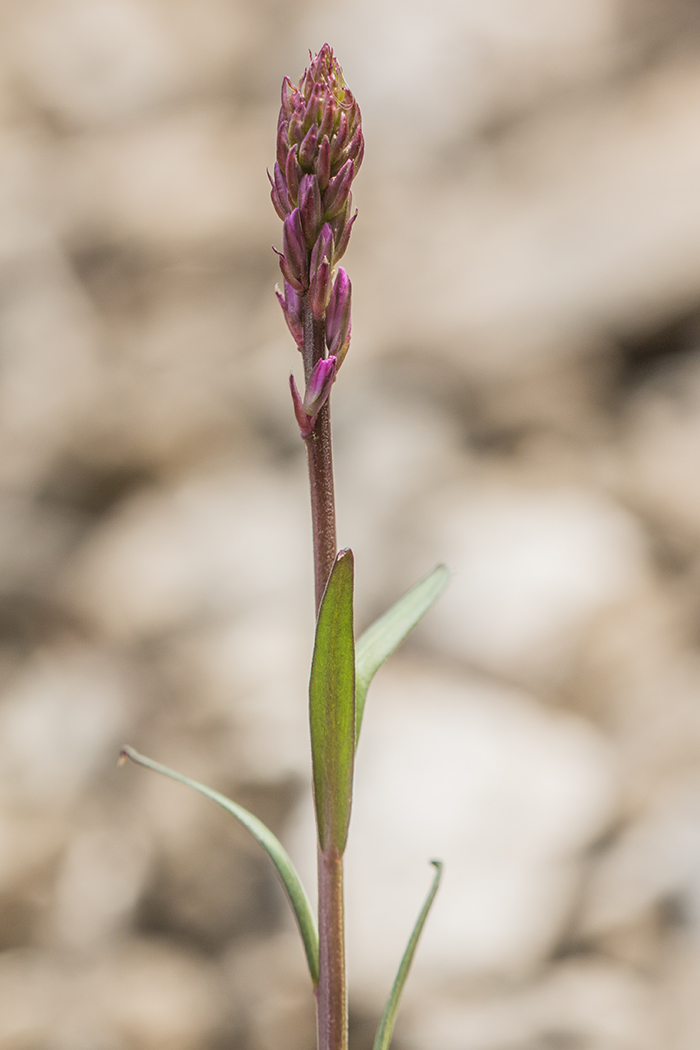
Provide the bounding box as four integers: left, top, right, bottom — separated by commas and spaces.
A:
309, 548, 356, 854
119, 745, 319, 987
373, 861, 443, 1050
355, 565, 449, 739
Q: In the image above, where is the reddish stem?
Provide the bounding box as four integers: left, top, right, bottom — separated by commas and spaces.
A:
315, 849, 348, 1050
306, 402, 337, 611
302, 301, 337, 613
301, 297, 345, 1050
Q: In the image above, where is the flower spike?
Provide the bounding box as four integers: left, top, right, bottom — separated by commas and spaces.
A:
272, 45, 361, 436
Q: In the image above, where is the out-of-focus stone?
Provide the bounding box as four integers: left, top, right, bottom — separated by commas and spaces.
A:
0, 939, 224, 1049
7, 0, 265, 129
621, 353, 700, 545
298, 0, 619, 163
572, 589, 700, 798
661, 932, 700, 1050
333, 380, 466, 621
402, 957, 661, 1050
422, 483, 650, 687
165, 609, 311, 781
357, 55, 700, 378
0, 641, 132, 815
61, 466, 311, 641
0, 237, 101, 488
59, 107, 274, 248
50, 817, 152, 951
581, 768, 700, 937
224, 932, 315, 1050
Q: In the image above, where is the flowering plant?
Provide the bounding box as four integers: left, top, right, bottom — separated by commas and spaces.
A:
121, 45, 447, 1050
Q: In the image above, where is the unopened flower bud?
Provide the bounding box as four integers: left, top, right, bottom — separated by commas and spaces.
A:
282, 209, 307, 289
322, 160, 354, 221
285, 147, 301, 208
318, 98, 334, 143
346, 127, 364, 167
299, 124, 318, 170
303, 355, 337, 415
299, 174, 323, 248
309, 223, 333, 278
330, 112, 349, 166
280, 77, 294, 119
302, 83, 323, 130
269, 162, 290, 220
332, 208, 357, 263
290, 373, 315, 439
276, 282, 304, 348
308, 260, 331, 321
276, 119, 289, 170
326, 267, 351, 363
316, 136, 331, 191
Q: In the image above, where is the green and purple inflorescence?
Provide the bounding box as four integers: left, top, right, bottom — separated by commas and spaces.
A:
270, 44, 363, 438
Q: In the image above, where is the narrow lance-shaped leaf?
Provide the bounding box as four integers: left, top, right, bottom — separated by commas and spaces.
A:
119, 745, 319, 987
355, 565, 449, 739
373, 861, 443, 1050
309, 548, 356, 854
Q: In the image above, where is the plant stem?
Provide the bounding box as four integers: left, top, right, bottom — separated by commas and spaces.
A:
306, 402, 337, 611
302, 301, 337, 614
316, 849, 348, 1050
302, 297, 345, 1050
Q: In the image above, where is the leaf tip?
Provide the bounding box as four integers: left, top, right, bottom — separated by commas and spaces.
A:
118, 745, 135, 767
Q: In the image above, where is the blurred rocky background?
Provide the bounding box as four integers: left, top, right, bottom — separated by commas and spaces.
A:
0, 0, 699, 1047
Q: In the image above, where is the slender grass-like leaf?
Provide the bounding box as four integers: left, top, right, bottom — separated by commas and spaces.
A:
373, 860, 443, 1050
309, 548, 355, 854
119, 745, 319, 986
355, 565, 449, 739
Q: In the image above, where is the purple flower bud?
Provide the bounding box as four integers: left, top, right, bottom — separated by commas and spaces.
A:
276, 281, 304, 348
333, 207, 357, 263
354, 133, 365, 173
329, 196, 350, 247
302, 83, 323, 130
280, 77, 294, 120
268, 172, 287, 221
282, 209, 307, 288
274, 248, 304, 293
334, 322, 352, 369
289, 110, 304, 146
315, 135, 331, 191
326, 268, 351, 361
303, 355, 337, 414
269, 162, 290, 218
309, 223, 333, 280
323, 159, 354, 220
346, 127, 364, 167
308, 259, 331, 321
298, 123, 318, 171
318, 97, 334, 143
285, 146, 301, 207
299, 174, 323, 249
290, 374, 315, 439
330, 112, 349, 166
277, 121, 291, 173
